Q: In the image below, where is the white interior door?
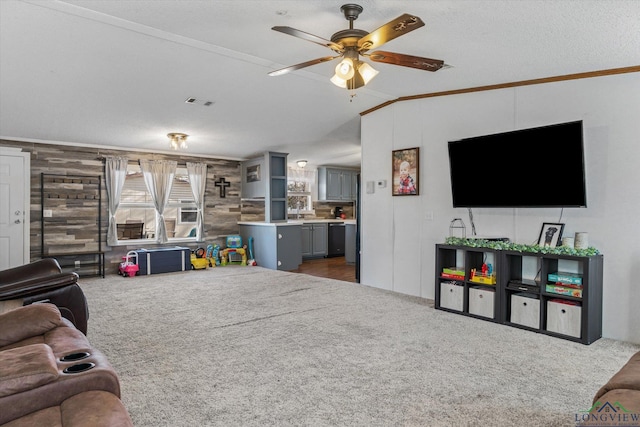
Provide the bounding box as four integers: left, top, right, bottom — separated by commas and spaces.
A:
0, 149, 30, 269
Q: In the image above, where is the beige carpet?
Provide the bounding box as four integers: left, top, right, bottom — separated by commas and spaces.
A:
79, 267, 639, 426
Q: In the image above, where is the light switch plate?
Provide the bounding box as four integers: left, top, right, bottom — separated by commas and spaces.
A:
366, 181, 375, 194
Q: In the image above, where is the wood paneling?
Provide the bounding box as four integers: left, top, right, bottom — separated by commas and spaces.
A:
1, 139, 242, 272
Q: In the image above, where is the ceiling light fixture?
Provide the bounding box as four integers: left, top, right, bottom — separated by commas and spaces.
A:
269, 4, 449, 100
329, 47, 378, 92
167, 133, 188, 150
296, 160, 308, 168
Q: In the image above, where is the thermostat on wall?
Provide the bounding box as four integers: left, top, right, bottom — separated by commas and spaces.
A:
377, 180, 387, 188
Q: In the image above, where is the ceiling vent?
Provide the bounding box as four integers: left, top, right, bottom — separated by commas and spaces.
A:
185, 97, 214, 106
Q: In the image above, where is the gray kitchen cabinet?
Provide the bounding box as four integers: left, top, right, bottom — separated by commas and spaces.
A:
301, 223, 328, 258
241, 151, 288, 222
318, 167, 358, 201
239, 223, 301, 270
345, 223, 356, 265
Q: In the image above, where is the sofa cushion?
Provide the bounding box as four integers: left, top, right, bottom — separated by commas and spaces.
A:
1, 390, 134, 427
594, 352, 640, 402
593, 388, 640, 414
0, 304, 64, 347
0, 348, 121, 425
0, 343, 58, 398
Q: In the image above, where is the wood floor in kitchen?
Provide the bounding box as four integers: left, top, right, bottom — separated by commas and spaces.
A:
291, 256, 357, 283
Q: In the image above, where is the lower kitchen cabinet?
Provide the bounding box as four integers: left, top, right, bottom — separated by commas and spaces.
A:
239, 223, 302, 271
301, 223, 327, 258
345, 223, 356, 264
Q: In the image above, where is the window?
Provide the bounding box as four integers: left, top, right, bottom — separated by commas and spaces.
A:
179, 204, 198, 224
287, 167, 315, 216
114, 164, 197, 242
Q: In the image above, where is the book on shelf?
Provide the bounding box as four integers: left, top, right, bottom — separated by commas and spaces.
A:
442, 267, 465, 276
441, 272, 465, 280
548, 272, 582, 285
549, 281, 582, 289
546, 284, 582, 298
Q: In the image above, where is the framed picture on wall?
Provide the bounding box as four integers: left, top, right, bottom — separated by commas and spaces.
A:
246, 164, 260, 182
392, 147, 419, 196
537, 222, 564, 247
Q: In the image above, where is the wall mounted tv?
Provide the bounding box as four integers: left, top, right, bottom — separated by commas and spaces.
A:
447, 120, 587, 208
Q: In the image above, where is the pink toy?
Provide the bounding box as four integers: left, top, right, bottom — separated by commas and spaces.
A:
118, 251, 140, 277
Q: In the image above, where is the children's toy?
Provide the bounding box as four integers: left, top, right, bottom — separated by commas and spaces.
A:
190, 247, 210, 270
208, 244, 221, 266
118, 251, 139, 277
220, 235, 247, 266
247, 236, 257, 266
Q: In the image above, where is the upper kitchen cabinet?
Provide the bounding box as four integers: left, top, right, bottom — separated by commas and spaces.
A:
241, 152, 288, 222
318, 167, 359, 201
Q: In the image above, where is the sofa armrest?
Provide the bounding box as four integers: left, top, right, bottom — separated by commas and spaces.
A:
0, 272, 80, 300
0, 259, 62, 284
593, 352, 640, 402
23, 284, 90, 335
0, 304, 65, 347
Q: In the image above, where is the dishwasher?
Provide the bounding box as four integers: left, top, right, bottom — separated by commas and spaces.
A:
327, 222, 345, 257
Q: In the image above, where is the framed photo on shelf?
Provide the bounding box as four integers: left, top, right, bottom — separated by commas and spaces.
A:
392, 147, 419, 196
537, 222, 564, 247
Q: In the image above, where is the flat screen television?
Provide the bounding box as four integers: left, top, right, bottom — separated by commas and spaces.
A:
447, 120, 586, 208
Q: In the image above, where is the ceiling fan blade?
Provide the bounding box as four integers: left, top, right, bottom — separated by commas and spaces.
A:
357, 14, 424, 52
268, 56, 341, 77
272, 26, 344, 52
367, 51, 447, 72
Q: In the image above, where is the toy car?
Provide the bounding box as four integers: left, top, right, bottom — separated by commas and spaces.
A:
191, 247, 210, 270
118, 251, 139, 277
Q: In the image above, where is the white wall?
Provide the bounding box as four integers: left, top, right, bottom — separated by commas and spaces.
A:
360, 72, 640, 344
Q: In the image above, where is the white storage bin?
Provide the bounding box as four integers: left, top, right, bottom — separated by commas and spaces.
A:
546, 300, 582, 338
440, 282, 464, 312
510, 293, 540, 329
468, 287, 495, 318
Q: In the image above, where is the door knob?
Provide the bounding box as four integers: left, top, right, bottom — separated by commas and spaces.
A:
14, 219, 21, 224
15, 210, 21, 215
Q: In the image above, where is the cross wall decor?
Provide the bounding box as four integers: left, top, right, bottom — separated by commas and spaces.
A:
214, 177, 231, 198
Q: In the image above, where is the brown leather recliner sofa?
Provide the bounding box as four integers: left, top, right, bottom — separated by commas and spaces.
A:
0, 303, 133, 426
578, 351, 640, 425
0, 259, 89, 335
591, 352, 640, 412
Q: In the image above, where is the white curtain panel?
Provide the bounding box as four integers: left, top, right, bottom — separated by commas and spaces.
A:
186, 162, 207, 241
139, 159, 177, 243
104, 156, 128, 246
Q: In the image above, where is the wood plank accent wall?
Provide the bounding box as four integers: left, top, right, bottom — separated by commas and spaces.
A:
41, 174, 102, 255
1, 139, 242, 272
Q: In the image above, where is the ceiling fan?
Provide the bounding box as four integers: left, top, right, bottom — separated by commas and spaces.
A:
268, 3, 448, 91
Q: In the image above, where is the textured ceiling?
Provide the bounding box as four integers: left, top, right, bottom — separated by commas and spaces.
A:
1, 0, 639, 168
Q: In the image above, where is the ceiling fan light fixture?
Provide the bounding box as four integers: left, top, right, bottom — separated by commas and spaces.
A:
334, 58, 355, 80
167, 132, 188, 150
330, 73, 347, 88
357, 61, 379, 85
